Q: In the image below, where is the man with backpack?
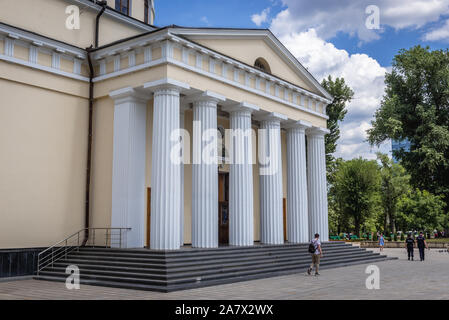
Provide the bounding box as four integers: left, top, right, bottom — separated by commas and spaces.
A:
307, 233, 323, 276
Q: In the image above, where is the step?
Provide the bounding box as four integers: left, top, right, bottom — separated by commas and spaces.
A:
76, 242, 350, 257
40, 252, 387, 287
53, 249, 375, 275
65, 247, 364, 266
48, 250, 381, 281
36, 255, 390, 292
35, 243, 393, 292
59, 249, 368, 273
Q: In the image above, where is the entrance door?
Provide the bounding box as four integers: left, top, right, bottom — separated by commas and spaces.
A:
218, 172, 229, 245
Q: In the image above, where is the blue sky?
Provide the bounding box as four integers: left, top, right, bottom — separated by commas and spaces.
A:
153, 0, 449, 160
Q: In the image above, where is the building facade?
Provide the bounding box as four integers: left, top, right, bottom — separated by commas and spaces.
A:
0, 0, 332, 251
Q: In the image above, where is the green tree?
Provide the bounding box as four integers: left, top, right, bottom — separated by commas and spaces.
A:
367, 46, 449, 209
377, 153, 411, 234
334, 158, 381, 234
328, 158, 350, 235
321, 76, 354, 183
397, 189, 448, 232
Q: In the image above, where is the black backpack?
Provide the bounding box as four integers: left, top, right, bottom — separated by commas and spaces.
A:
308, 241, 316, 254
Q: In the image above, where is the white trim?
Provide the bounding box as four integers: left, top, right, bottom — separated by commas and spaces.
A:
51, 52, 60, 69
0, 23, 86, 59
166, 57, 328, 119
29, 45, 38, 64
0, 54, 89, 82
114, 55, 120, 72
5, 38, 14, 56
74, 58, 82, 75
128, 51, 136, 67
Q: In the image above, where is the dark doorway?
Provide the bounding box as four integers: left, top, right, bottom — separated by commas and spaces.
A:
218, 172, 229, 245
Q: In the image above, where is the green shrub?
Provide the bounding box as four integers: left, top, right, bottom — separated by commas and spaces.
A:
373, 233, 378, 242
394, 234, 398, 241
400, 233, 405, 241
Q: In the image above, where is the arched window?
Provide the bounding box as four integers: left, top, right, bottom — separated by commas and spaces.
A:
254, 58, 271, 74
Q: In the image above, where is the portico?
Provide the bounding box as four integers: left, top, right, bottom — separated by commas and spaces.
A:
86, 26, 334, 251
109, 79, 330, 250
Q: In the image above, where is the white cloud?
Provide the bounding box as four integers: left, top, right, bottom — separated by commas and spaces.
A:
276, 29, 389, 159
269, 0, 449, 42
255, 0, 449, 159
251, 8, 271, 27
200, 16, 210, 25
423, 19, 449, 41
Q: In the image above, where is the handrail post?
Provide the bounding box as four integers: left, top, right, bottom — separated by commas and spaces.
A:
106, 229, 109, 248
93, 229, 95, 247
51, 247, 54, 267
119, 229, 122, 248
65, 239, 67, 259
77, 231, 80, 251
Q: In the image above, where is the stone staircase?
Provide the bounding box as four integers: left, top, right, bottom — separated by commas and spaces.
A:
35, 242, 393, 292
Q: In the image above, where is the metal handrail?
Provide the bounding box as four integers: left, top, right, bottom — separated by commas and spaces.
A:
37, 227, 131, 275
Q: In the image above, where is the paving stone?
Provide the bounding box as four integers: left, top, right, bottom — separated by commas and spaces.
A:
0, 249, 447, 300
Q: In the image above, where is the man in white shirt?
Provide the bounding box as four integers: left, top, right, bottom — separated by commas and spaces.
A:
307, 233, 323, 276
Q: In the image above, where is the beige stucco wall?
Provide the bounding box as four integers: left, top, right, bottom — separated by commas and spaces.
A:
0, 0, 145, 48
0, 78, 88, 249
192, 38, 318, 95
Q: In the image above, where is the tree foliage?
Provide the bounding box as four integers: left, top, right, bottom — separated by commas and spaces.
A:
333, 158, 380, 235
377, 153, 411, 233
321, 76, 354, 183
367, 46, 449, 207
397, 189, 447, 233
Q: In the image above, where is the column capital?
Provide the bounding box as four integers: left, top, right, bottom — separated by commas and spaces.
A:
306, 126, 330, 137
143, 78, 190, 94
284, 120, 312, 130
222, 101, 260, 114
254, 112, 288, 123
186, 90, 226, 105
109, 87, 148, 104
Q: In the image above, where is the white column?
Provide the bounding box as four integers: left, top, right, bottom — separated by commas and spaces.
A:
192, 91, 225, 248
223, 102, 259, 246
179, 104, 189, 247
307, 127, 330, 242
143, 79, 190, 250
257, 113, 287, 245
110, 88, 148, 248
286, 121, 311, 243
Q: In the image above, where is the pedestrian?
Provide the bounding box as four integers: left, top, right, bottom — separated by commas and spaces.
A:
379, 233, 385, 252
416, 232, 429, 261
405, 233, 414, 261
307, 233, 323, 276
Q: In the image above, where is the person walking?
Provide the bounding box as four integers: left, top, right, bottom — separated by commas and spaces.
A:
307, 233, 323, 276
379, 233, 385, 252
405, 233, 415, 261
416, 232, 429, 261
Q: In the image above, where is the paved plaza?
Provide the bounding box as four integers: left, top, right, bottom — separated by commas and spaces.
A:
0, 248, 448, 300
